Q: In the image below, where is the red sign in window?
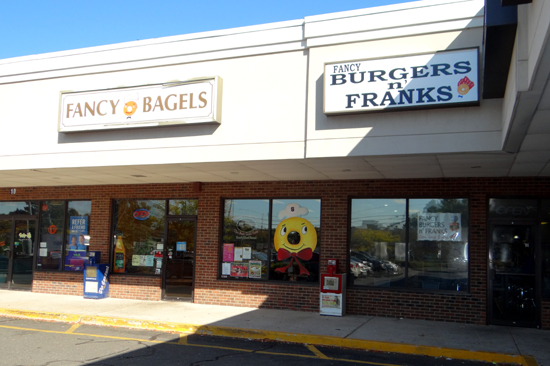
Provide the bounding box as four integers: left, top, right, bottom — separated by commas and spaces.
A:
133, 209, 150, 220
48, 225, 57, 234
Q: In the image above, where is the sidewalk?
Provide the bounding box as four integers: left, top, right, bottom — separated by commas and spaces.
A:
0, 290, 547, 366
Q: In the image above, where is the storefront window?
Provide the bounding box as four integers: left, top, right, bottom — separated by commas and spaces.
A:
112, 200, 166, 275
350, 198, 469, 291
37, 201, 64, 270
220, 198, 321, 282
270, 199, 321, 282
169, 199, 198, 216
222, 199, 270, 280
37, 200, 91, 271
350, 199, 406, 287
0, 201, 38, 216
64, 201, 92, 271
409, 199, 469, 291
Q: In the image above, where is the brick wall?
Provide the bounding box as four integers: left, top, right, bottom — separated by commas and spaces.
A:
2, 177, 549, 328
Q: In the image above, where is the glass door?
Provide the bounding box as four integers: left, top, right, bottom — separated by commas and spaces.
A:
163, 218, 196, 301
0, 220, 11, 289
0, 219, 36, 291
489, 224, 538, 327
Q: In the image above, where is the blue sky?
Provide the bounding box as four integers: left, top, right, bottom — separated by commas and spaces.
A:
0, 0, 415, 60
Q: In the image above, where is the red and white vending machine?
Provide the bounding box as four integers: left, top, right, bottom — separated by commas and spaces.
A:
320, 259, 346, 316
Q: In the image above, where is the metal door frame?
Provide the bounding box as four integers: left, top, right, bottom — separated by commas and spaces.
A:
1, 216, 38, 291
487, 220, 541, 327
161, 216, 197, 301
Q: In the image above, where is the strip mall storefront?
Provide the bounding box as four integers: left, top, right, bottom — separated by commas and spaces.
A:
1, 0, 549, 329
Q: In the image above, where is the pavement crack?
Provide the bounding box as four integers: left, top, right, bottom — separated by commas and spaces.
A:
507, 327, 522, 355
343, 317, 374, 339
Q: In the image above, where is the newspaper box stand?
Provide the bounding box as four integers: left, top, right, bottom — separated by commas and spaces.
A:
320, 259, 346, 316
83, 263, 110, 299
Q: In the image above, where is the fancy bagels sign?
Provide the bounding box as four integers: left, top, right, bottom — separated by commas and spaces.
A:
58, 77, 222, 132
324, 49, 479, 114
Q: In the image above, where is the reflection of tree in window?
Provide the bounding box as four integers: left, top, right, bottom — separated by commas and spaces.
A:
114, 200, 165, 272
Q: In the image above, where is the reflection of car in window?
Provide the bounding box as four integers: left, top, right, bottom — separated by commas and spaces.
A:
252, 252, 267, 261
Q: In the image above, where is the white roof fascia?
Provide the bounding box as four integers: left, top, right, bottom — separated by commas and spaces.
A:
0, 19, 305, 84
306, 18, 483, 48
304, 0, 484, 40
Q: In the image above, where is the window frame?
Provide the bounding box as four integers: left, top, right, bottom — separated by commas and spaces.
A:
218, 197, 322, 284
109, 198, 199, 277
348, 196, 470, 293
35, 199, 92, 272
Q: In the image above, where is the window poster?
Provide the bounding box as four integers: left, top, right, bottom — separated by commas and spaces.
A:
249, 260, 261, 279
234, 247, 243, 261
223, 243, 234, 262
230, 262, 248, 277
69, 216, 89, 250
417, 213, 462, 241
176, 242, 187, 252
222, 262, 231, 276
242, 247, 251, 260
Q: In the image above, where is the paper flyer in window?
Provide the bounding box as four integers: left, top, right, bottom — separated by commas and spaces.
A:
176, 242, 186, 251
234, 247, 243, 262
417, 213, 461, 241
139, 255, 147, 266
242, 247, 251, 260
145, 255, 154, 267
230, 262, 248, 277
222, 262, 231, 275
223, 243, 234, 262
132, 255, 140, 266
248, 260, 261, 279
39, 248, 48, 257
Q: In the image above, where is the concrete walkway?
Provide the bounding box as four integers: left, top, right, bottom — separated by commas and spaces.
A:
0, 290, 547, 366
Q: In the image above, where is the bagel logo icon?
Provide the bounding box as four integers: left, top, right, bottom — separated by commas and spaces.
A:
123, 94, 139, 119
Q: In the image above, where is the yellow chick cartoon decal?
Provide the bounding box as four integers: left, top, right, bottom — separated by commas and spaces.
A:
274, 203, 317, 276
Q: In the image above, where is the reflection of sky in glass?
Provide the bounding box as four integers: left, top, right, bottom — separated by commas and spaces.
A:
272, 199, 321, 227
68, 201, 91, 215
0, 201, 31, 215
351, 199, 406, 228
227, 200, 269, 230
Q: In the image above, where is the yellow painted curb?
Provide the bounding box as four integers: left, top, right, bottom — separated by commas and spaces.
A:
0, 308, 536, 366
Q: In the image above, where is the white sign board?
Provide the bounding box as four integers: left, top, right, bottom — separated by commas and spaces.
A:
59, 77, 222, 132
324, 49, 478, 114
417, 213, 462, 241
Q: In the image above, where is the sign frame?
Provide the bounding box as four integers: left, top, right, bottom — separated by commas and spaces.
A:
58, 76, 223, 133
323, 48, 480, 115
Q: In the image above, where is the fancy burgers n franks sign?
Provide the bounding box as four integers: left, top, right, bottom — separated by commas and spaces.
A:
324, 49, 479, 114
58, 77, 222, 132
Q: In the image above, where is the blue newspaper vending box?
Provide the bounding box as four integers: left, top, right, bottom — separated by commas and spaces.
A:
83, 263, 109, 299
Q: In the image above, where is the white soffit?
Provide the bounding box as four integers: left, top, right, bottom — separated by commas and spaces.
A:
0, 152, 527, 187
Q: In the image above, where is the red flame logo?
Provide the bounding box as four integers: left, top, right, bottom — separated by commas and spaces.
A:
457, 76, 474, 96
